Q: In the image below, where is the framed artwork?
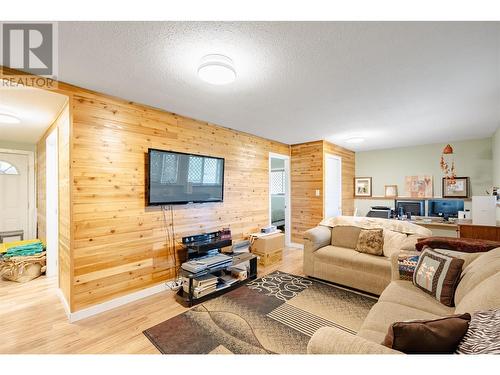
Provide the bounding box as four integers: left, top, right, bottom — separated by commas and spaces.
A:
442, 177, 469, 198
405, 175, 433, 198
384, 185, 398, 198
354, 177, 372, 197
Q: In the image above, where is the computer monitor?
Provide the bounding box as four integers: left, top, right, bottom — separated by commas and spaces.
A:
395, 200, 425, 217
428, 199, 464, 219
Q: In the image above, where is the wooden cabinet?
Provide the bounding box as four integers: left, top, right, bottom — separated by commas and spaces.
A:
458, 224, 500, 241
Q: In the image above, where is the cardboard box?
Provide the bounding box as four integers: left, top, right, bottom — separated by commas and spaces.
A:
250, 233, 284, 266
253, 248, 283, 267
250, 232, 284, 253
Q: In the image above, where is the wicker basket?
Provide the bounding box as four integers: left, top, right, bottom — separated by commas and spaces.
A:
0, 251, 46, 282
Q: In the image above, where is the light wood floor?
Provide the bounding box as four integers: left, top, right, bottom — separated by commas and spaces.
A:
0, 247, 304, 354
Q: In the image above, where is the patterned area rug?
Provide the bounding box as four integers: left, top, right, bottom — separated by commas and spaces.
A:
143, 271, 377, 354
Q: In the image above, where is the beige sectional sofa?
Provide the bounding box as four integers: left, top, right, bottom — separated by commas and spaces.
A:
307, 246, 500, 354
303, 216, 432, 295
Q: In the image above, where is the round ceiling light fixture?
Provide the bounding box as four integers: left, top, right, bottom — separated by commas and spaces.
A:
0, 113, 21, 124
198, 54, 236, 85
345, 136, 365, 144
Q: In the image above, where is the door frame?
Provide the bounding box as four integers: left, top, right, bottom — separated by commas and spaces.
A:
268, 152, 292, 247
0, 148, 36, 239
323, 153, 342, 219
45, 128, 59, 277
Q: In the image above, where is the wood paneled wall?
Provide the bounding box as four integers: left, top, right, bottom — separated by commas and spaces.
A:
36, 102, 72, 303
290, 141, 324, 243
290, 140, 355, 243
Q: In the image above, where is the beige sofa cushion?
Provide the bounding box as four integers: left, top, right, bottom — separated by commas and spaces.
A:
455, 247, 500, 305
383, 230, 407, 258
379, 280, 455, 316
331, 226, 361, 249
360, 301, 442, 336
455, 272, 500, 314
400, 234, 425, 251
315, 246, 391, 277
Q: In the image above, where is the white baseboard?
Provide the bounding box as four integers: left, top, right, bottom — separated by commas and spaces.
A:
288, 242, 304, 249
65, 282, 169, 323
56, 288, 71, 318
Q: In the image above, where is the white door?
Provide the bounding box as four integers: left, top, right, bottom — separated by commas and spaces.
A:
46, 129, 59, 276
0, 152, 29, 241
324, 154, 342, 219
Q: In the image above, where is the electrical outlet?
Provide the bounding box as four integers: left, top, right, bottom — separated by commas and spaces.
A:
315, 189, 320, 197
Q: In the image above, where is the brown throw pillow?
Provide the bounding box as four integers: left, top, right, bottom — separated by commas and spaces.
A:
331, 226, 362, 249
416, 236, 500, 253
355, 229, 384, 256
383, 313, 471, 354
413, 248, 464, 307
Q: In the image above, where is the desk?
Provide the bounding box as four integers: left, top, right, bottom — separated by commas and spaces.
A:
409, 220, 458, 237
457, 222, 500, 241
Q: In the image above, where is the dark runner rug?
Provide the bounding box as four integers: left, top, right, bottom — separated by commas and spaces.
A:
143, 271, 377, 354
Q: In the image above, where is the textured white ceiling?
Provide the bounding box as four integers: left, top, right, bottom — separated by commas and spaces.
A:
57, 22, 500, 151
0, 86, 68, 143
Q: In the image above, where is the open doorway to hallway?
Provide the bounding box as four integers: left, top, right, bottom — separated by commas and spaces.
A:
269, 152, 291, 246
0, 83, 68, 289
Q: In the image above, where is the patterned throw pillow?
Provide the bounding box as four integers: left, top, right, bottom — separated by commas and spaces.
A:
456, 309, 500, 354
355, 229, 384, 256
398, 253, 420, 281
412, 248, 464, 307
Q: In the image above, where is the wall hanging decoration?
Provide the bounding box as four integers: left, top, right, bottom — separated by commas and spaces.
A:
354, 177, 372, 197
405, 175, 433, 198
442, 177, 469, 198
384, 185, 398, 198
440, 144, 456, 185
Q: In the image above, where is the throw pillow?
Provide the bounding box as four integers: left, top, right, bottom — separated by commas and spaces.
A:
412, 248, 464, 307
331, 226, 361, 249
398, 253, 420, 281
416, 237, 500, 253
383, 230, 407, 258
383, 313, 471, 354
456, 309, 500, 354
355, 229, 384, 256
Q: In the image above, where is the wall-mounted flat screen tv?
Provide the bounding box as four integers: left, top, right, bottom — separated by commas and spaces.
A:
148, 148, 224, 205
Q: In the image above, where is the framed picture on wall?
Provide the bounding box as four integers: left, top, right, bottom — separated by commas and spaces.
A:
405, 175, 433, 198
442, 177, 469, 198
384, 185, 398, 198
354, 177, 372, 197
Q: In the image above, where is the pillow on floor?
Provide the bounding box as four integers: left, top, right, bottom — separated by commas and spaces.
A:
456, 309, 500, 354
413, 248, 464, 307
355, 229, 384, 256
383, 313, 471, 354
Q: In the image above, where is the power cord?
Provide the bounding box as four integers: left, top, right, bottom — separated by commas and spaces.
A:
161, 204, 183, 291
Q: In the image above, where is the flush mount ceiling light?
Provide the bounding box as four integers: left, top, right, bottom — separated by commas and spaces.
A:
0, 113, 21, 124
345, 137, 365, 144
198, 54, 236, 85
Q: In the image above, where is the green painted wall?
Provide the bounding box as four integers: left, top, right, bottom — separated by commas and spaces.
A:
493, 127, 500, 220
354, 137, 493, 216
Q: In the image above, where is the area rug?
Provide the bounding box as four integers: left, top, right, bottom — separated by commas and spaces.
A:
143, 271, 377, 354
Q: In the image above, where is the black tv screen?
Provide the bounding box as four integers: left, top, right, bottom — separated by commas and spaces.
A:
148, 149, 224, 205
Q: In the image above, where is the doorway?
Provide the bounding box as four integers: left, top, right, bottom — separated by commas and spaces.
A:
45, 129, 59, 277
269, 152, 291, 246
324, 153, 342, 219
0, 149, 35, 241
